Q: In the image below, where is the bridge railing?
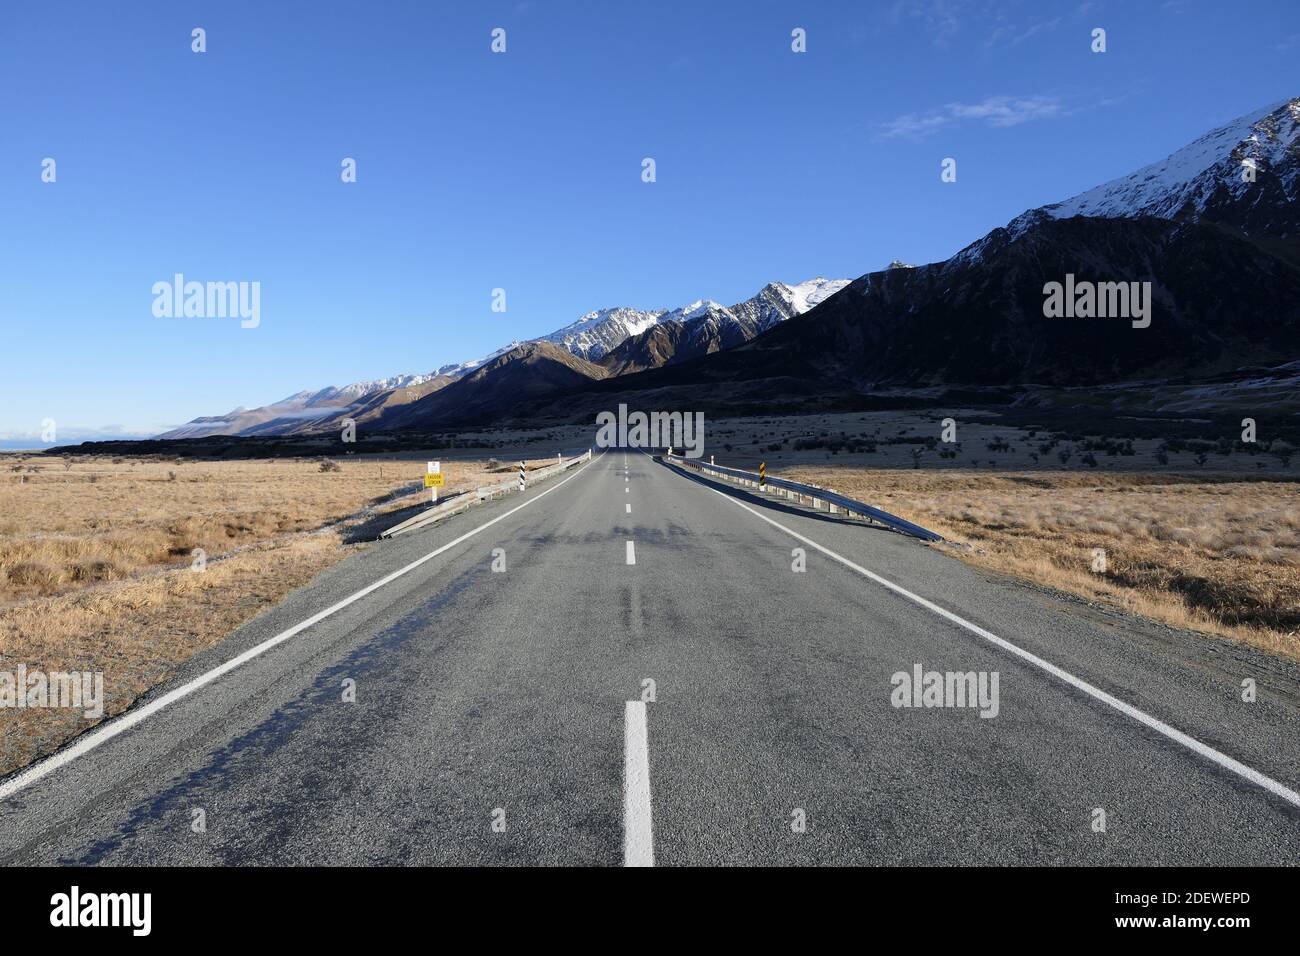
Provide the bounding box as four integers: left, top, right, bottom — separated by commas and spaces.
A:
380, 449, 593, 539
661, 453, 943, 542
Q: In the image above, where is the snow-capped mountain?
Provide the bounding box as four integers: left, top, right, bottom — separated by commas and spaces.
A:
157, 277, 848, 438
432, 345, 518, 378
286, 373, 447, 408
538, 307, 669, 360
398, 277, 844, 379
953, 96, 1300, 270
531, 286, 833, 362
778, 277, 852, 314
597, 279, 850, 375
301, 97, 1300, 430
708, 95, 1300, 394
371, 277, 853, 431
1046, 98, 1298, 222
147, 97, 1300, 440
372, 341, 612, 433
1009, 97, 1300, 238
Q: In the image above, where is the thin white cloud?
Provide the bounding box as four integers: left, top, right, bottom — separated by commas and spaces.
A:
878, 94, 1065, 139
888, 0, 974, 48
891, 1, 1091, 50
985, 16, 1062, 48
0, 423, 161, 442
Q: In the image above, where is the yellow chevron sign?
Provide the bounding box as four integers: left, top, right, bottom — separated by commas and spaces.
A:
424, 473, 445, 488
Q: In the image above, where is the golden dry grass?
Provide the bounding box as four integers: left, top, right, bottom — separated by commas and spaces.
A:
0, 456, 514, 602
0, 453, 557, 776
783, 467, 1300, 660
0, 533, 347, 776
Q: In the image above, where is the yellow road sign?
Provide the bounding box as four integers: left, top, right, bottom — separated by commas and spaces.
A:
424, 473, 445, 487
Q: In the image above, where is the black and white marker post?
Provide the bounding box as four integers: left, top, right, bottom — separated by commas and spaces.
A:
426, 460, 441, 505
518, 460, 525, 492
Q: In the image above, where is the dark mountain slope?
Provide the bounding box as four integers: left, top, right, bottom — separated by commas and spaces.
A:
523, 97, 1300, 412
742, 214, 1300, 389
374, 341, 608, 430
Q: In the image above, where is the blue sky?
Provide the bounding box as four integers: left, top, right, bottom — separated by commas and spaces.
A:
1, 0, 1296, 439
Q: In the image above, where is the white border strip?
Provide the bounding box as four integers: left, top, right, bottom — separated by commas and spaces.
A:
692, 478, 1300, 811
623, 700, 655, 867
0, 453, 605, 802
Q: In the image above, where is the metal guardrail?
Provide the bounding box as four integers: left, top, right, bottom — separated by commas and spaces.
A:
662, 453, 943, 542
474, 449, 593, 502
380, 450, 593, 539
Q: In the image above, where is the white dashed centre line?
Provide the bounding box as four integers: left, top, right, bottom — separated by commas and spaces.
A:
625, 503, 631, 514
623, 700, 654, 867
625, 540, 636, 565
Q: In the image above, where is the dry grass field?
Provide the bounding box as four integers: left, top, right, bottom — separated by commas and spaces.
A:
0, 452, 561, 776
690, 410, 1298, 659
781, 466, 1300, 661
703, 410, 1298, 475
4, 421, 1297, 778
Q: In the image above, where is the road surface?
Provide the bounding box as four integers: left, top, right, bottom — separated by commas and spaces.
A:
2, 450, 1297, 865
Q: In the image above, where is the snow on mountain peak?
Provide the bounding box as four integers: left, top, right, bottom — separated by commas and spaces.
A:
667, 299, 725, 322
434, 344, 517, 378
943, 96, 1300, 268
540, 307, 667, 359
163, 276, 851, 438
534, 282, 846, 362
1040, 97, 1299, 224
777, 277, 852, 313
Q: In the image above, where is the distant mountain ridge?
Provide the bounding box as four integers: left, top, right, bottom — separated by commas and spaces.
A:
498, 95, 1300, 422
157, 373, 454, 440
596, 96, 1300, 404
346, 279, 849, 433
599, 279, 848, 375
1038, 97, 1298, 231
157, 96, 1300, 440
157, 277, 847, 439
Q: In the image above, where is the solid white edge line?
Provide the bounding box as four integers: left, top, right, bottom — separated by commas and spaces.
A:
691, 477, 1300, 811
0, 452, 607, 802
626, 540, 636, 565
623, 700, 654, 867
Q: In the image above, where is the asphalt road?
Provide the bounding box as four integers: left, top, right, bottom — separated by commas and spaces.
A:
2, 449, 1298, 865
